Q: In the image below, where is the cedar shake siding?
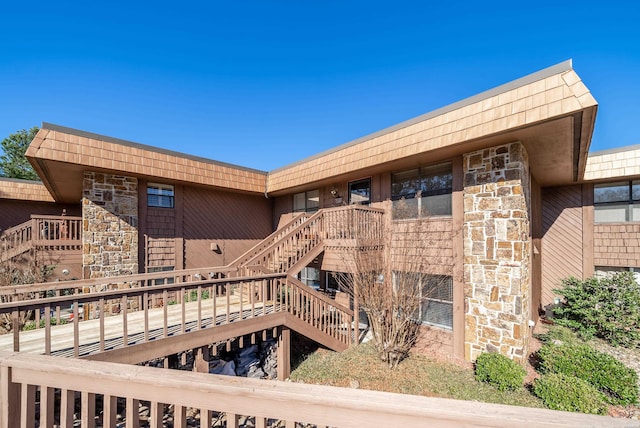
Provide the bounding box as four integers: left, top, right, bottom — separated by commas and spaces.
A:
593, 224, 640, 268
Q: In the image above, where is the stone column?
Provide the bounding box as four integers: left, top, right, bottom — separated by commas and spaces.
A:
463, 142, 531, 364
82, 172, 139, 279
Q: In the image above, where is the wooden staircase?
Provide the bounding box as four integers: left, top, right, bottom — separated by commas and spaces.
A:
0, 206, 385, 362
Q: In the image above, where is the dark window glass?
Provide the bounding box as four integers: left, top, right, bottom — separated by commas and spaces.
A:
391, 162, 452, 218
348, 179, 371, 205
148, 184, 175, 208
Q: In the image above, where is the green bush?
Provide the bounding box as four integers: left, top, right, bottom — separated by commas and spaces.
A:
22, 317, 68, 331
533, 373, 608, 415
553, 272, 640, 348
474, 352, 526, 391
537, 343, 638, 405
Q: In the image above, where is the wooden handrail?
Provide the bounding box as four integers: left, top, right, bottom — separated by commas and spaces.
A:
0, 351, 629, 428
228, 212, 313, 270
0, 215, 83, 263
0, 272, 353, 357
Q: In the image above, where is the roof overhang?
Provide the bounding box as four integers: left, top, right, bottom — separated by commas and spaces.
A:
0, 178, 54, 202
266, 60, 597, 195
26, 124, 268, 203
24, 60, 597, 202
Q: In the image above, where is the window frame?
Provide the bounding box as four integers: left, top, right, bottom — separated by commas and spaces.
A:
147, 183, 175, 209
348, 178, 371, 205
393, 271, 453, 330
293, 189, 320, 213
594, 180, 640, 223
391, 161, 453, 219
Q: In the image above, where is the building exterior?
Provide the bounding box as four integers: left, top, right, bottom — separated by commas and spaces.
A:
1, 59, 636, 364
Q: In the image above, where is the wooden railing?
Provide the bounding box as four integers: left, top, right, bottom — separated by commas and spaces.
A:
0, 215, 82, 262
229, 212, 314, 272
323, 204, 385, 241
233, 205, 385, 276
0, 270, 352, 358
0, 351, 630, 428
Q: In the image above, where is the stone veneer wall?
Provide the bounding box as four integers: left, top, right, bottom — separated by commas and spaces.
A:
463, 142, 531, 364
82, 172, 138, 279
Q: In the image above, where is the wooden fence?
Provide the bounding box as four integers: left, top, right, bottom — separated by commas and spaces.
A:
0, 351, 632, 428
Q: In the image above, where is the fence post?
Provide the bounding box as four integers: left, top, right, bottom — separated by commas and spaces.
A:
0, 365, 20, 428
277, 326, 291, 381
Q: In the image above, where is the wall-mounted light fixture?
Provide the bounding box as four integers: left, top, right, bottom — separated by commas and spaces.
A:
330, 186, 342, 204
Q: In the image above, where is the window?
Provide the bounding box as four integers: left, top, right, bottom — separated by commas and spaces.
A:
348, 178, 371, 205
148, 183, 175, 208
391, 162, 452, 219
394, 272, 453, 329
594, 181, 640, 223
299, 267, 320, 290
293, 190, 319, 213
594, 266, 640, 283
148, 265, 175, 285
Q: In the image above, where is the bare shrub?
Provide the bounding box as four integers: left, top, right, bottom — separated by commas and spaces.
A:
335, 218, 445, 368
0, 254, 53, 333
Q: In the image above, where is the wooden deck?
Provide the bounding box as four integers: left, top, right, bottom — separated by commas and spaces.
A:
0, 295, 275, 358
0, 273, 353, 365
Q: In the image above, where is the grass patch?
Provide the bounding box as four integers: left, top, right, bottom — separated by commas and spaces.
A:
290, 343, 543, 408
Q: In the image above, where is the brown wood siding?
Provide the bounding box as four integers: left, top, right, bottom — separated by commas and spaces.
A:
391, 218, 454, 276
413, 325, 453, 357
594, 223, 640, 268
530, 177, 542, 319
183, 186, 272, 268
273, 195, 294, 230
0, 201, 80, 232
541, 185, 583, 309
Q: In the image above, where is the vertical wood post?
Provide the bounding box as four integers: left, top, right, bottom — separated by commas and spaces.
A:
193, 346, 210, 373
0, 365, 20, 428
126, 397, 140, 428
81, 391, 96, 428
149, 401, 163, 428
103, 395, 117, 428
20, 384, 36, 428
60, 389, 75, 428
40, 386, 55, 428
277, 326, 291, 381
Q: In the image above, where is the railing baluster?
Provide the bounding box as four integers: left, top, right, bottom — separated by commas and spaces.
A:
11, 309, 19, 352
213, 284, 217, 325
251, 279, 256, 318
122, 295, 128, 347
181, 287, 186, 333
99, 298, 105, 352
126, 397, 140, 428
40, 386, 55, 428
226, 282, 231, 323
144, 291, 150, 342
44, 303, 51, 355
73, 300, 79, 357
103, 395, 118, 428
197, 285, 202, 330
174, 405, 187, 428
60, 388, 75, 427
150, 401, 163, 428
81, 390, 96, 428
20, 383, 36, 426
163, 290, 168, 338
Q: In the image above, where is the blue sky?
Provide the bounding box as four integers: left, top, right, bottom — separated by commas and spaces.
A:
1, 1, 639, 171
